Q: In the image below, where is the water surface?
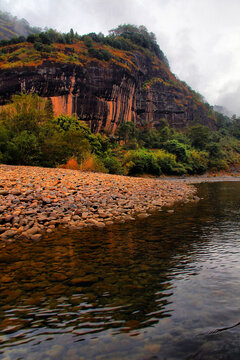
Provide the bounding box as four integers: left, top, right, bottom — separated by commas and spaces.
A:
1, 182, 240, 359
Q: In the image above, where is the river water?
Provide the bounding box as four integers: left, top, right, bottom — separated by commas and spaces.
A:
1, 181, 240, 360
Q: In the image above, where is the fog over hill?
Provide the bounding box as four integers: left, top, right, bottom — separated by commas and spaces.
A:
0, 10, 40, 40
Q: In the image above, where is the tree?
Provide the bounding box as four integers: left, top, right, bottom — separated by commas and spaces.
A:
118, 121, 136, 143
187, 125, 211, 150
0, 93, 47, 136
163, 140, 188, 163
45, 98, 54, 119
108, 24, 169, 65
83, 35, 93, 48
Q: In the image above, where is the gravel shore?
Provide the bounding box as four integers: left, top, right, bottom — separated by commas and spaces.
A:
0, 165, 197, 242
163, 173, 240, 183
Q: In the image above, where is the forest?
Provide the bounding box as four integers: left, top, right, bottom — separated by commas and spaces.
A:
0, 93, 239, 176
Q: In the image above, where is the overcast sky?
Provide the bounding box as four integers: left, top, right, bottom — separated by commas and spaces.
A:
1, 0, 240, 114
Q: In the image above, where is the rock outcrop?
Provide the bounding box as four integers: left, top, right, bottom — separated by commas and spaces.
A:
0, 42, 216, 134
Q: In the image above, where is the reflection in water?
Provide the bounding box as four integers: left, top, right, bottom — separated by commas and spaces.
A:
1, 182, 240, 359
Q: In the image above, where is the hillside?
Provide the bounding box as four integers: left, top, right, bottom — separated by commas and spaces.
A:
0, 25, 218, 134
0, 25, 239, 176
0, 11, 40, 41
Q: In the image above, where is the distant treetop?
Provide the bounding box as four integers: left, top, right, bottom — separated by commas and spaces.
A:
108, 24, 169, 66
0, 16, 169, 67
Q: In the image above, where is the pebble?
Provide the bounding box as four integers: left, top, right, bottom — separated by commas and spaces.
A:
0, 165, 196, 242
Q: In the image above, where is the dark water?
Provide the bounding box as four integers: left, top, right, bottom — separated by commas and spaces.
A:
1, 182, 240, 360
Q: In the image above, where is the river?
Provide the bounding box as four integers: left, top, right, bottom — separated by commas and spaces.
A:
0, 181, 240, 359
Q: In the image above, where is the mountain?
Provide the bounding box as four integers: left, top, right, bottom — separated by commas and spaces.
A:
0, 24, 218, 134
0, 11, 40, 40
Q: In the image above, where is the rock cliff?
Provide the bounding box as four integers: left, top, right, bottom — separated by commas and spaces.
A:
0, 40, 217, 134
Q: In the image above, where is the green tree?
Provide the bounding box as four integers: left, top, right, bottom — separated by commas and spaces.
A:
163, 139, 188, 163
187, 125, 211, 150
7, 131, 41, 165
0, 93, 47, 136
118, 121, 136, 143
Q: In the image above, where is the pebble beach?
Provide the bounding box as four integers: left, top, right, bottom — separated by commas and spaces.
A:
0, 165, 197, 242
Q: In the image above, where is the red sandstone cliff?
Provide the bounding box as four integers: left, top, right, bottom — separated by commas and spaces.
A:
0, 41, 216, 134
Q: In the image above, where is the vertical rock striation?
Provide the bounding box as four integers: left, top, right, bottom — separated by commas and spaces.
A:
0, 50, 216, 133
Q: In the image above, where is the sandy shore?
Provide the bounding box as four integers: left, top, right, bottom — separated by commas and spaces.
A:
0, 165, 197, 242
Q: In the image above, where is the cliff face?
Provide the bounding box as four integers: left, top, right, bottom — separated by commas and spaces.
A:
0, 42, 216, 134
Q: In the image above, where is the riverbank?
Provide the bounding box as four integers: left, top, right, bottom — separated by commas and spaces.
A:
0, 165, 197, 243
163, 172, 240, 184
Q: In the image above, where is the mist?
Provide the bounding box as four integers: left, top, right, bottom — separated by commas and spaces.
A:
1, 0, 240, 115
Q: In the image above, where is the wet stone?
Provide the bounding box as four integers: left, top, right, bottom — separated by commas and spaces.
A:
0, 229, 18, 239
0, 165, 196, 242
71, 276, 100, 286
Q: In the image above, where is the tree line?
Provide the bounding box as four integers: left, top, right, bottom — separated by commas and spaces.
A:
0, 24, 169, 65
0, 93, 240, 176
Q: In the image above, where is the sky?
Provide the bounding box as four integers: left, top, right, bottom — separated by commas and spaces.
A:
1, 0, 240, 115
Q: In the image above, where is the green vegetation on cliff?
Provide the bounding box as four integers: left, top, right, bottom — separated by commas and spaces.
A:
0, 23, 168, 65
0, 24, 169, 68
0, 94, 239, 176
0, 22, 219, 131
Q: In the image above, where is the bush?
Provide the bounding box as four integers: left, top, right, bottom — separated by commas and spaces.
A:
125, 138, 139, 150
103, 156, 123, 174
187, 125, 211, 150
34, 41, 52, 53
206, 142, 224, 158
208, 158, 228, 171
88, 47, 112, 61
186, 149, 209, 174
80, 153, 107, 173
83, 35, 94, 48
163, 139, 188, 162
7, 131, 41, 165
155, 150, 187, 175
60, 157, 79, 170
124, 149, 161, 176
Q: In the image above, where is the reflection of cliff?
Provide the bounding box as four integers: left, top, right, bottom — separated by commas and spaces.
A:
0, 44, 217, 134
0, 197, 207, 347
0, 225, 173, 342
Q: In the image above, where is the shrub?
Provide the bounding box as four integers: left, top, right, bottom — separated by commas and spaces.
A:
206, 142, 224, 158
83, 35, 94, 48
187, 125, 211, 150
88, 47, 112, 61
60, 157, 80, 170
125, 138, 139, 150
7, 131, 41, 165
118, 121, 137, 143
155, 150, 187, 175
27, 34, 36, 43
103, 156, 123, 174
34, 41, 52, 52
186, 149, 209, 174
163, 139, 188, 162
80, 153, 107, 173
124, 149, 161, 176
208, 158, 228, 171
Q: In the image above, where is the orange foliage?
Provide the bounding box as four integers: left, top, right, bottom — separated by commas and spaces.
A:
80, 156, 95, 171
174, 98, 185, 107
60, 157, 80, 170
